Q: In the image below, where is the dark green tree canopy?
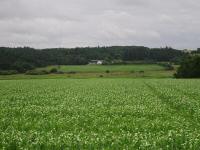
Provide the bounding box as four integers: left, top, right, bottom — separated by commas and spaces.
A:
0, 46, 185, 73
175, 55, 200, 78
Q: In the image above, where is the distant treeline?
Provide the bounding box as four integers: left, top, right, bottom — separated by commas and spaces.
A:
0, 46, 187, 73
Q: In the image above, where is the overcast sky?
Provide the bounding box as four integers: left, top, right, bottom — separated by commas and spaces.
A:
0, 0, 200, 49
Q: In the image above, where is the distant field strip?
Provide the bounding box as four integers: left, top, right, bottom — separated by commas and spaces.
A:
0, 79, 200, 149
39, 64, 165, 73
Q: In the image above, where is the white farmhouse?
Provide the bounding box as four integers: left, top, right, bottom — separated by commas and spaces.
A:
89, 60, 103, 65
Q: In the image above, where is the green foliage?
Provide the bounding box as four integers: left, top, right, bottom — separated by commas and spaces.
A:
0, 46, 185, 72
158, 63, 174, 70
0, 70, 18, 75
49, 68, 58, 73
175, 55, 200, 78
99, 75, 103, 77
105, 70, 110, 73
41, 64, 165, 73
0, 79, 200, 149
12, 61, 35, 73
25, 70, 49, 75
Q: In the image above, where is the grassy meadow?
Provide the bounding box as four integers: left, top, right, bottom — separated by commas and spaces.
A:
0, 70, 174, 80
0, 64, 175, 80
37, 64, 165, 73
1, 78, 200, 149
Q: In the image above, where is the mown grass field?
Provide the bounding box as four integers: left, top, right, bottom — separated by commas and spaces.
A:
0, 70, 174, 80
37, 64, 165, 73
0, 64, 175, 80
0, 78, 200, 149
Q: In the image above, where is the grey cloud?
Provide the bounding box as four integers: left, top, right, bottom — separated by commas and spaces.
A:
0, 0, 200, 49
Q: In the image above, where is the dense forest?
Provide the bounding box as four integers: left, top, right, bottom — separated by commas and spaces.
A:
0, 46, 188, 73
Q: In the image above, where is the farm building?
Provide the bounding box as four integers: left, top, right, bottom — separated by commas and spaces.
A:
89, 60, 103, 65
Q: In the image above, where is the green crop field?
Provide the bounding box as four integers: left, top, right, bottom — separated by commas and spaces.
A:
38, 64, 165, 73
0, 78, 200, 149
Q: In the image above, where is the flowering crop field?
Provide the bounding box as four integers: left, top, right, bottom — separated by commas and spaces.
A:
0, 79, 200, 149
